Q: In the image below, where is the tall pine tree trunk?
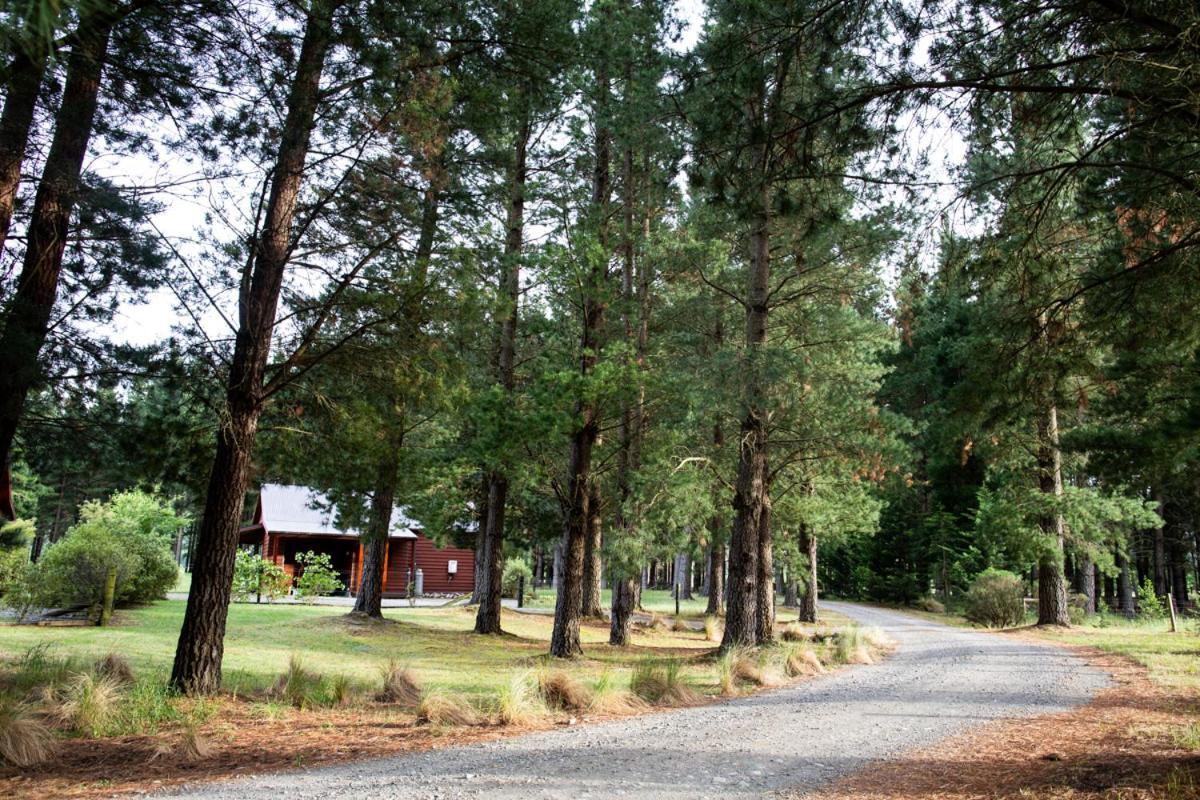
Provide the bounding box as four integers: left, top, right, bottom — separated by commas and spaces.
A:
755, 494, 774, 642
706, 541, 725, 616
1116, 549, 1135, 618
0, 47, 47, 255
0, 9, 114, 478
551, 61, 610, 658
475, 110, 528, 634
170, 1, 337, 694
353, 433, 402, 619
720, 175, 771, 650
1076, 553, 1095, 614
799, 523, 818, 623
581, 481, 604, 617
1035, 403, 1070, 626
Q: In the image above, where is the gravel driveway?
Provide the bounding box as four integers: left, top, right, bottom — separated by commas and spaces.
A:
155, 602, 1108, 800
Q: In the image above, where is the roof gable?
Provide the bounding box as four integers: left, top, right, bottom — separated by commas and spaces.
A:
258, 484, 418, 538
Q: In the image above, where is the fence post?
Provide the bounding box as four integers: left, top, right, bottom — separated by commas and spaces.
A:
675, 583, 680, 617
1168, 592, 1178, 633
518, 575, 525, 609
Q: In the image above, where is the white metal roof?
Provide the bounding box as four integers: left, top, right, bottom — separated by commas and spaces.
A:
258, 483, 419, 538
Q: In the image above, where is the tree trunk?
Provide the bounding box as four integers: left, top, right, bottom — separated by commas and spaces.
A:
799, 525, 818, 623
170, 2, 337, 694
1116, 549, 1135, 618
0, 9, 114, 476
720, 172, 771, 651
474, 107, 529, 635
706, 543, 725, 617
675, 551, 693, 601
1076, 553, 1095, 614
783, 575, 798, 607
1153, 515, 1167, 597
471, 473, 488, 604
551, 57, 611, 659
0, 46, 47, 254
1035, 403, 1070, 626
609, 575, 636, 646
756, 496, 774, 643
353, 431, 402, 619
581, 481, 604, 617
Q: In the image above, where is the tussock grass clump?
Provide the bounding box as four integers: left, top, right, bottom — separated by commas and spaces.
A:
0, 698, 55, 766
8, 644, 76, 696
49, 672, 123, 736
671, 617, 690, 633
717, 647, 769, 695
782, 643, 824, 677
273, 654, 324, 709
829, 628, 874, 665
376, 659, 422, 708
630, 658, 699, 706
589, 671, 646, 715
914, 596, 945, 614
93, 653, 134, 685
537, 669, 593, 711
860, 626, 891, 651
330, 673, 355, 707
703, 616, 722, 643
415, 690, 480, 726
780, 624, 812, 643
495, 672, 547, 727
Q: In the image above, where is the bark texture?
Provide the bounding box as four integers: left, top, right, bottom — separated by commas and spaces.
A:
170, 2, 337, 694
1116, 549, 1135, 618
581, 481, 604, 617
0, 9, 114, 478
353, 444, 400, 618
755, 497, 774, 643
799, 524, 818, 623
0, 47, 46, 254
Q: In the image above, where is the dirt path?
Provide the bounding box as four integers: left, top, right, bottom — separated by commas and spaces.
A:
154, 603, 1109, 800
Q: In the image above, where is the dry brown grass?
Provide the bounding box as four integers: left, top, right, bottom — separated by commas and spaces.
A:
376, 660, 422, 708
630, 659, 701, 706
704, 616, 723, 643
784, 645, 824, 678
537, 669, 593, 712
415, 691, 481, 726
0, 699, 55, 767
494, 672, 547, 727
93, 654, 133, 686
47, 672, 122, 736
781, 624, 813, 643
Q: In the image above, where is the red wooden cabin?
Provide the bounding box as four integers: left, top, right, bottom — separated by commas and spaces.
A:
238, 484, 474, 597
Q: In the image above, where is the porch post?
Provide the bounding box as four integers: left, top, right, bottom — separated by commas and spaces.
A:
381, 539, 391, 594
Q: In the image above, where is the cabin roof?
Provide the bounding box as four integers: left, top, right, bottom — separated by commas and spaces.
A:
258, 483, 418, 539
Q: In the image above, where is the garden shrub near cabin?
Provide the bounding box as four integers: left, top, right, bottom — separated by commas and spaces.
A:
501, 557, 532, 600
0, 518, 34, 597
293, 551, 343, 603
8, 490, 184, 612
963, 568, 1026, 628
232, 549, 291, 603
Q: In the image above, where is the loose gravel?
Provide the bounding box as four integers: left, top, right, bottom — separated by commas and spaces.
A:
154, 602, 1109, 800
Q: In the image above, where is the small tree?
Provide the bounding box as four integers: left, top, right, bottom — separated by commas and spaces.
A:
293, 551, 343, 603
232, 549, 291, 603
1137, 577, 1166, 619
501, 558, 532, 601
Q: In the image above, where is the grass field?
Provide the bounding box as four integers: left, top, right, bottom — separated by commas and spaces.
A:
520, 586, 717, 617
0, 599, 728, 699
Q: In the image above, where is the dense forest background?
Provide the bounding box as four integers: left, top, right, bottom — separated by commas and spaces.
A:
1, 0, 1197, 688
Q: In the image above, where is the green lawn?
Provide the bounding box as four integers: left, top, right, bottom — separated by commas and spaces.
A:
1041, 615, 1200, 692
521, 586, 786, 618
172, 571, 191, 593
0, 599, 725, 699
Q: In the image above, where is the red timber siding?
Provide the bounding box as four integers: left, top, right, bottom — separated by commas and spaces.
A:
381, 533, 474, 596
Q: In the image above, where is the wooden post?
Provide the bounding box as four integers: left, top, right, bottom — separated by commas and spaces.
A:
675, 583, 680, 617
518, 575, 525, 609
256, 557, 263, 604
99, 566, 116, 627
381, 540, 391, 595
1168, 591, 1178, 633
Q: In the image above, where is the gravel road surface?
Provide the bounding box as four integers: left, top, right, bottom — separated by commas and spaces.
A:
155, 602, 1108, 800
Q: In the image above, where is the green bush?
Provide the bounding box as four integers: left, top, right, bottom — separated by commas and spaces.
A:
501, 558, 532, 600
963, 568, 1026, 628
18, 491, 185, 611
293, 551, 343, 603
1137, 577, 1166, 618
232, 549, 292, 603
914, 595, 945, 614
0, 519, 33, 597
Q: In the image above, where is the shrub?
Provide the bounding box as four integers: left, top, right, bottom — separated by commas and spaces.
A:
1138, 577, 1166, 618
914, 595, 945, 614
0, 519, 33, 598
293, 551, 343, 602
501, 558, 532, 600
232, 550, 291, 603
415, 691, 480, 726
0, 698, 55, 766
963, 569, 1026, 628
1068, 593, 1091, 625
28, 490, 184, 610
376, 660, 422, 707
537, 669, 592, 711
